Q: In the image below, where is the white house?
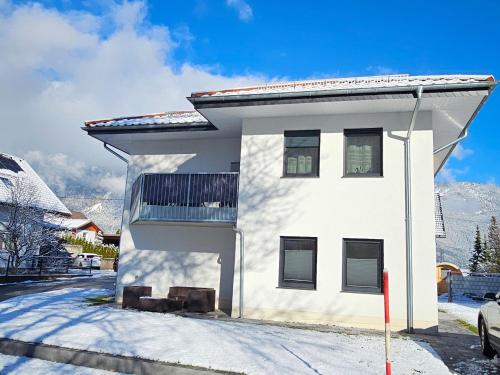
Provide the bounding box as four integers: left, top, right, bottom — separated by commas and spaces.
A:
0, 153, 70, 251
84, 74, 496, 332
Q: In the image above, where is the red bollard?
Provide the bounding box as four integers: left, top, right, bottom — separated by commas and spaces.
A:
384, 268, 392, 375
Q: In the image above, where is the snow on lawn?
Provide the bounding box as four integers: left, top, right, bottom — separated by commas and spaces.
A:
438, 294, 484, 326
0, 288, 450, 375
0, 353, 126, 375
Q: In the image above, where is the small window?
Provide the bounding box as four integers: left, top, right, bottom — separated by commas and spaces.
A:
279, 237, 317, 289
283, 130, 320, 177
344, 128, 383, 177
343, 239, 383, 293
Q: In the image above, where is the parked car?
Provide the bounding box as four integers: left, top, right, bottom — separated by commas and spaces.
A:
113, 255, 119, 272
478, 292, 500, 357
74, 253, 101, 269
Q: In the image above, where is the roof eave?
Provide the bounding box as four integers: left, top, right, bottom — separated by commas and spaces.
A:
188, 81, 497, 108
82, 122, 217, 135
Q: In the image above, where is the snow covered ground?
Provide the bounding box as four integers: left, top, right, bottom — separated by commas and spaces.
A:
0, 353, 125, 375
438, 294, 483, 326
0, 288, 450, 375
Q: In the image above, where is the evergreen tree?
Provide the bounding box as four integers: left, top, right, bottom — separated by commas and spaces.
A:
487, 216, 500, 273
469, 226, 482, 272
479, 233, 491, 272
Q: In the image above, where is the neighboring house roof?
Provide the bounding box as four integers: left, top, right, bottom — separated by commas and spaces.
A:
190, 74, 494, 98
84, 111, 208, 129
61, 217, 102, 232
70, 211, 88, 220
435, 193, 446, 238
0, 153, 70, 216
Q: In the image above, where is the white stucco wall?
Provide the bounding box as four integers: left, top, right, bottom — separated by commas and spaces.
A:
116, 137, 241, 312
115, 112, 438, 331
233, 111, 438, 331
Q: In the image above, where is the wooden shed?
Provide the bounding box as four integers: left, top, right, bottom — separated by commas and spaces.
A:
436, 262, 462, 295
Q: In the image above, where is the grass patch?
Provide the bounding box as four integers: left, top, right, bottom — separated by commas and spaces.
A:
86, 295, 115, 306
438, 309, 446, 313
456, 319, 478, 334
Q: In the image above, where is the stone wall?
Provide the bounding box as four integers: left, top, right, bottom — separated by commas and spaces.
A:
450, 274, 500, 298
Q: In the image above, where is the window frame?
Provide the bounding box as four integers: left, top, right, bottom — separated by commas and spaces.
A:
278, 236, 317, 290
283, 130, 321, 178
342, 238, 384, 294
343, 128, 383, 178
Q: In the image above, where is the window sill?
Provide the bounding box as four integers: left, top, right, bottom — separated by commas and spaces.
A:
281, 175, 320, 179
276, 286, 317, 291
341, 174, 384, 179
341, 289, 383, 295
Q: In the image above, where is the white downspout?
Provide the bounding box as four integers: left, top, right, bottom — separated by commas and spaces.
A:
233, 226, 244, 318
404, 86, 423, 334
433, 130, 468, 155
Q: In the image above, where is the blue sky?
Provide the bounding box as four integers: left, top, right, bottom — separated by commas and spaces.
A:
2, 0, 499, 192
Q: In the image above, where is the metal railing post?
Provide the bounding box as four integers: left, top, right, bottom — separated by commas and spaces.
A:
5, 255, 10, 277
447, 270, 453, 302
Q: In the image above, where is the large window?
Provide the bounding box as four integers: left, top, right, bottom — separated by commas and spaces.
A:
283, 130, 320, 177
344, 128, 383, 177
342, 239, 383, 293
279, 237, 317, 290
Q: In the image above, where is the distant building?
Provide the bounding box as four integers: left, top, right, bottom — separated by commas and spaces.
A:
62, 211, 103, 243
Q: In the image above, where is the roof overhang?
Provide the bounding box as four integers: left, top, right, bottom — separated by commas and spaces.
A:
189, 82, 496, 175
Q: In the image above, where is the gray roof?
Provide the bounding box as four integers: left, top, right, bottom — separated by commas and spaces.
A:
85, 111, 207, 128
435, 192, 446, 238
190, 74, 495, 98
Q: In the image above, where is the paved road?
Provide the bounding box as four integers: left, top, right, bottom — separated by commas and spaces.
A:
418, 311, 499, 374
0, 274, 116, 302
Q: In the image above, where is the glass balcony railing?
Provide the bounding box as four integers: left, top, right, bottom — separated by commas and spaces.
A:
130, 173, 239, 225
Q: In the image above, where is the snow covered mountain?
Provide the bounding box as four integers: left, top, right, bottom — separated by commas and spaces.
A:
436, 182, 500, 268
60, 195, 123, 234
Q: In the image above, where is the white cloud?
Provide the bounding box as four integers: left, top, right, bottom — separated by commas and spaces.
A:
436, 165, 470, 184
0, 1, 263, 196
226, 0, 253, 21
451, 143, 474, 161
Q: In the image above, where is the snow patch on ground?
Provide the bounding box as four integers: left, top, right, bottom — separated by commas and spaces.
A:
0, 288, 450, 375
0, 353, 126, 374
438, 294, 483, 326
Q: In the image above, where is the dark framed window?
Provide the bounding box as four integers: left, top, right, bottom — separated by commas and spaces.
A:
283, 130, 320, 177
279, 237, 317, 290
342, 239, 383, 293
344, 128, 383, 177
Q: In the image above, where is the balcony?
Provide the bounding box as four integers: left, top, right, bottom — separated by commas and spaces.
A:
130, 173, 239, 225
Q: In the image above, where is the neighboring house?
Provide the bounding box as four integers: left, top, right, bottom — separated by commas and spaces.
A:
62, 211, 103, 243
84, 74, 496, 332
0, 153, 70, 251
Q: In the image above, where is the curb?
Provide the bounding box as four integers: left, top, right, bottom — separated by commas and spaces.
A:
0, 337, 236, 375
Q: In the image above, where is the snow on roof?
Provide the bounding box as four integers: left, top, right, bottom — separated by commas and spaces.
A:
85, 110, 208, 128
0, 153, 70, 216
60, 218, 92, 230
191, 74, 495, 98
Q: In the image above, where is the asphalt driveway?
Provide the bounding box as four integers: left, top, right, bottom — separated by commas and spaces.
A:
0, 272, 116, 302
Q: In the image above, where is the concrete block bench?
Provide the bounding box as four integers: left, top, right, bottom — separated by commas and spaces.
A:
168, 286, 215, 313
122, 286, 152, 309
139, 297, 184, 313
